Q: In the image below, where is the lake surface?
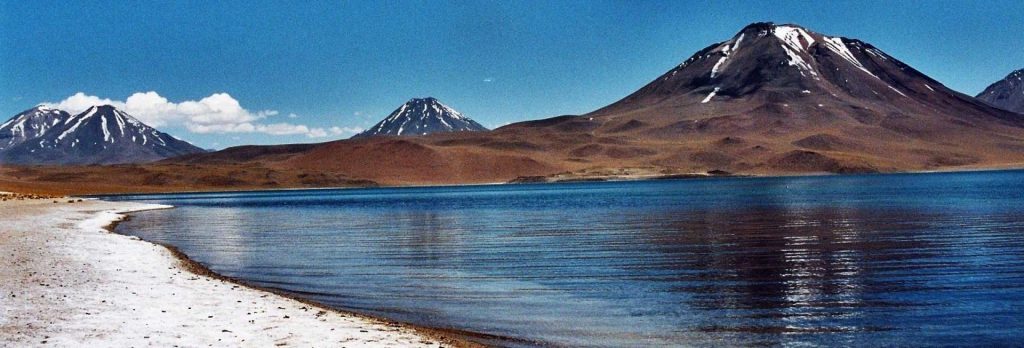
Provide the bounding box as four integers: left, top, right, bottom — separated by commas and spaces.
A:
108, 171, 1024, 347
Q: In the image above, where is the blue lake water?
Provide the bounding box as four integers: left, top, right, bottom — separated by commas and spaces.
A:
107, 171, 1024, 347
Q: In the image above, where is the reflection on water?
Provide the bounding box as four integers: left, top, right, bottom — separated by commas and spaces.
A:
110, 171, 1024, 346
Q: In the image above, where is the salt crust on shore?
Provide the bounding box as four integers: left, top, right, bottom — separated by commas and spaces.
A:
0, 199, 437, 347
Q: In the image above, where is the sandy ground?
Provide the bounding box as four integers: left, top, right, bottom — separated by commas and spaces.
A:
0, 199, 444, 347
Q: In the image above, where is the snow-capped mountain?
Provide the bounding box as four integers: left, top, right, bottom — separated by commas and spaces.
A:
0, 105, 205, 165
494, 22, 1024, 173
594, 22, 1011, 118
977, 69, 1024, 114
0, 105, 71, 151
352, 97, 488, 138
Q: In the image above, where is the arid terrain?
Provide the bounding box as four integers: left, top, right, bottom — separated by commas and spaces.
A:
3, 121, 1023, 196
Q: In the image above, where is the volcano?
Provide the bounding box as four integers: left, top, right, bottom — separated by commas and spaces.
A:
595, 23, 991, 114
352, 97, 488, 138
496, 22, 1024, 174
0, 105, 205, 165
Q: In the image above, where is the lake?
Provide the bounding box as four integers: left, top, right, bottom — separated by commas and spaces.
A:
107, 171, 1024, 347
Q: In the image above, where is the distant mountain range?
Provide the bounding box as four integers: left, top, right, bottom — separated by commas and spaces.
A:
3, 22, 1024, 193
128, 22, 1024, 188
352, 97, 487, 138
0, 105, 205, 165
978, 68, 1024, 114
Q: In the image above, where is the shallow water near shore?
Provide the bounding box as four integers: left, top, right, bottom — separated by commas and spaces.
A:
107, 170, 1024, 347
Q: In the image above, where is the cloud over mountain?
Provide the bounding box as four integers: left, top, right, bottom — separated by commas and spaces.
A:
43, 92, 347, 138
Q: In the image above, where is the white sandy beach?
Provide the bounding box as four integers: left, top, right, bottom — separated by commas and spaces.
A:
0, 198, 445, 347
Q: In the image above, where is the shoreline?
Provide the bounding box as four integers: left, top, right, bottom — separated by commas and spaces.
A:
110, 213, 511, 348
156, 243, 508, 348
0, 198, 476, 347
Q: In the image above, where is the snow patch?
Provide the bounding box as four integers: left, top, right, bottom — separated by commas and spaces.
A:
114, 111, 126, 136
887, 85, 908, 97
701, 87, 721, 103
773, 25, 815, 52
866, 48, 888, 60
101, 115, 111, 142
0, 117, 17, 130
779, 44, 818, 78
57, 114, 90, 142
710, 34, 746, 79
731, 33, 745, 51
711, 57, 728, 78
822, 36, 881, 80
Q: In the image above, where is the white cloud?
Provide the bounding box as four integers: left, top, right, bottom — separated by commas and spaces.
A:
123, 92, 173, 125
483, 77, 494, 82
293, 125, 363, 138
307, 128, 328, 138
50, 92, 125, 115
329, 126, 363, 136
185, 122, 256, 134
43, 91, 355, 139
255, 123, 314, 136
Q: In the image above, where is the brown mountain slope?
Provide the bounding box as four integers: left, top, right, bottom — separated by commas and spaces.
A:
491, 22, 1024, 174
4, 22, 1024, 194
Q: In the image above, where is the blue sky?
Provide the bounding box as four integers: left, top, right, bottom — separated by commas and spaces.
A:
2, 0, 1022, 149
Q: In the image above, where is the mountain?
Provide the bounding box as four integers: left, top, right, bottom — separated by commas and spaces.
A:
0, 106, 71, 151
0, 105, 205, 165
352, 97, 488, 138
977, 69, 1024, 113
496, 22, 1024, 173
590, 22, 1017, 123
9, 22, 1024, 194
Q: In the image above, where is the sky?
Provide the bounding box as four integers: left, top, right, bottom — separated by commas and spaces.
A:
2, 0, 1023, 149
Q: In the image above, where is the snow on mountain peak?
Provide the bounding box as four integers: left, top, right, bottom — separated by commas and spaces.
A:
772, 25, 815, 52
596, 21, 954, 114
352, 97, 488, 138
33, 104, 59, 113
1, 104, 204, 164
0, 106, 71, 150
